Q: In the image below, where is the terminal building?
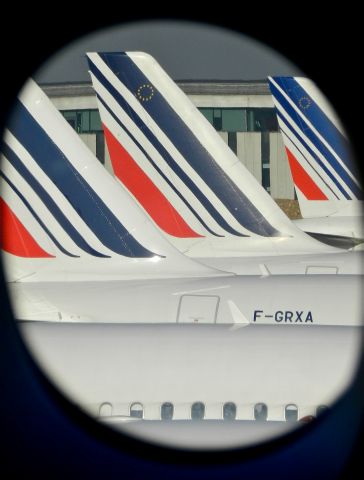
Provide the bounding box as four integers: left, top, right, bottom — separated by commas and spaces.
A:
42, 80, 295, 200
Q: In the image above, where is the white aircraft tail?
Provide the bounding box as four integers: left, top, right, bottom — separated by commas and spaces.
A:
86, 52, 336, 256
0, 79, 221, 282
268, 76, 363, 218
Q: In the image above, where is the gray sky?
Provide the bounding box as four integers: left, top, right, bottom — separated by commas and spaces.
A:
35, 20, 303, 84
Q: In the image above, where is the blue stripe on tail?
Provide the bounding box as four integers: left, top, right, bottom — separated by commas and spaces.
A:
6, 100, 157, 258
2, 142, 109, 258
272, 77, 353, 171
96, 93, 223, 237
0, 170, 79, 257
276, 110, 351, 200
90, 52, 280, 237
270, 78, 362, 200
89, 59, 248, 237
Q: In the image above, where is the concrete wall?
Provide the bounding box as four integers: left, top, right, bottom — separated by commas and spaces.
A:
269, 133, 295, 199
189, 94, 274, 108
79, 133, 96, 154
237, 132, 262, 184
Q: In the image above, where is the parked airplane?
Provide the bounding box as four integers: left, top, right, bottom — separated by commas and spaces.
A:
268, 76, 363, 246
86, 52, 363, 271
1, 79, 362, 322
1, 78, 362, 449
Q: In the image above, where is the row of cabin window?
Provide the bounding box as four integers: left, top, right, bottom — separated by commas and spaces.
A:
129, 402, 329, 421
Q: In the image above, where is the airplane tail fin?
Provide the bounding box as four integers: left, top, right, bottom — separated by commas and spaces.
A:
268, 76, 363, 218
86, 52, 330, 255
0, 79, 222, 282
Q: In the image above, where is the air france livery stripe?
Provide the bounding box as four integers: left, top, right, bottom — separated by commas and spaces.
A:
89, 60, 248, 238
5, 99, 156, 259
273, 77, 351, 170
98, 94, 223, 237
88, 52, 280, 237
281, 129, 339, 200
269, 77, 362, 201
103, 124, 203, 238
0, 197, 53, 258
0, 170, 78, 257
284, 148, 328, 200
276, 110, 351, 200
2, 141, 109, 258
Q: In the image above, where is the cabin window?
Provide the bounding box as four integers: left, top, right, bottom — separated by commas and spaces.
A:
161, 402, 174, 420
98, 402, 112, 417
191, 402, 205, 420
285, 404, 298, 422
254, 403, 268, 421
316, 405, 329, 416
130, 402, 143, 419
223, 402, 237, 420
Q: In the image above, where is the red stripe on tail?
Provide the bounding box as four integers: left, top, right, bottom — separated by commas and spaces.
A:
104, 125, 203, 238
0, 198, 54, 257
286, 148, 328, 200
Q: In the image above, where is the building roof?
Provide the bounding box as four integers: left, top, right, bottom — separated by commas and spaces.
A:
41, 80, 271, 98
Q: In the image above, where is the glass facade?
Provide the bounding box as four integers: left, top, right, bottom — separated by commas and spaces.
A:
61, 109, 104, 163
61, 109, 102, 133
199, 107, 278, 133
199, 107, 276, 193
62, 107, 278, 134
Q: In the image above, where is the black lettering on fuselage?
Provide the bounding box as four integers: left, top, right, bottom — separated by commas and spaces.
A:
253, 310, 263, 322
254, 310, 314, 323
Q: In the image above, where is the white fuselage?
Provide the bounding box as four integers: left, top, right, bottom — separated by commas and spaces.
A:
20, 321, 362, 449
9, 273, 362, 326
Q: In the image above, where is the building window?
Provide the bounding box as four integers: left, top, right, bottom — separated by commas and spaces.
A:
223, 402, 237, 420
285, 404, 298, 422
247, 108, 279, 132
228, 132, 237, 155
221, 109, 246, 132
60, 109, 103, 134
191, 402, 205, 420
90, 110, 102, 131
254, 403, 268, 421
212, 108, 222, 130
130, 402, 143, 419
198, 108, 278, 133
261, 131, 271, 193
200, 108, 214, 124
161, 402, 174, 420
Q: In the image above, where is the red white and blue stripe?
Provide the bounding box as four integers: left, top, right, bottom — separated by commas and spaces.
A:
268, 76, 362, 202
87, 52, 281, 239
1, 89, 158, 259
